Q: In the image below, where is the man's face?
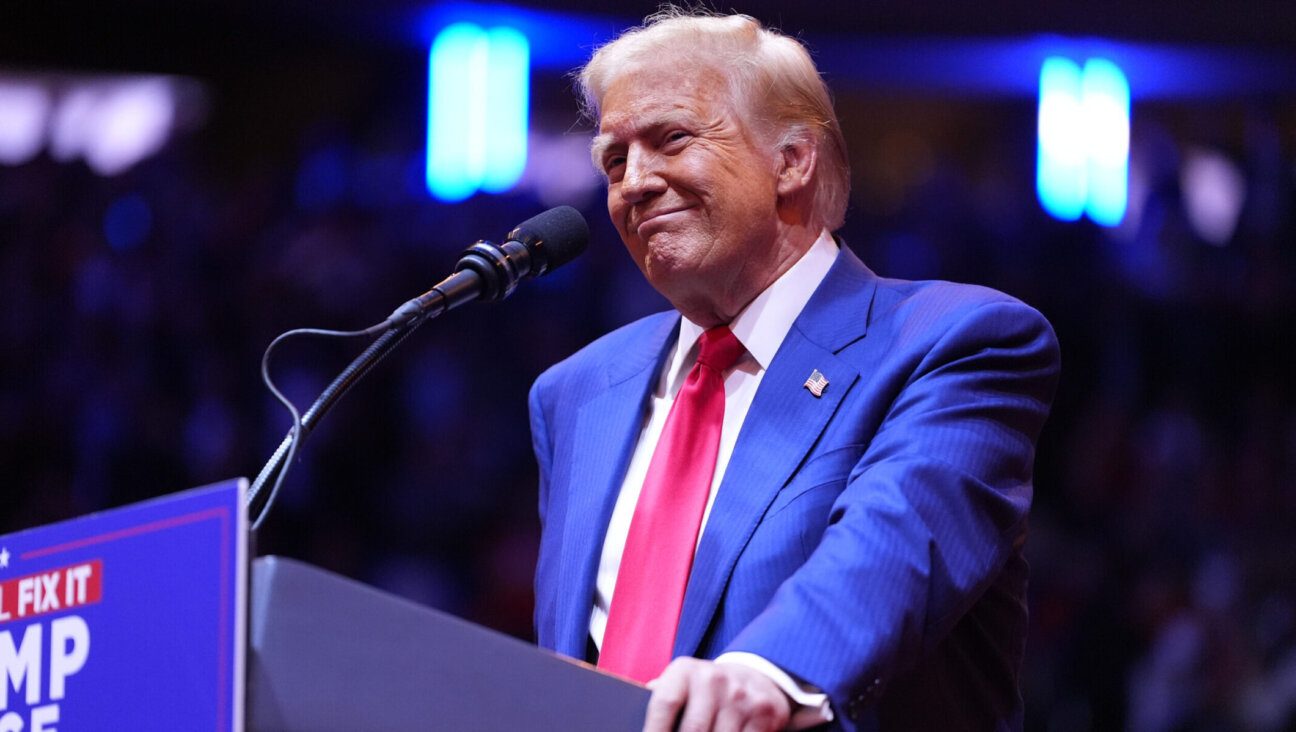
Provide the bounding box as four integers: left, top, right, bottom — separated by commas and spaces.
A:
593, 65, 784, 319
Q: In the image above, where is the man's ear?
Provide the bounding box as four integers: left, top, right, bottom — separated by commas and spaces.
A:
776, 132, 818, 198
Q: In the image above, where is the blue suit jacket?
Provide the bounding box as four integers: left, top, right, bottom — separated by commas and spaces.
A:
529, 246, 1060, 731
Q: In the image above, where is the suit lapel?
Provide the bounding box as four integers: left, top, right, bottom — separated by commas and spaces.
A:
673, 247, 880, 657
553, 316, 679, 657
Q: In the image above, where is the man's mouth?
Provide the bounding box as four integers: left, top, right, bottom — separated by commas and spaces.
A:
634, 206, 694, 236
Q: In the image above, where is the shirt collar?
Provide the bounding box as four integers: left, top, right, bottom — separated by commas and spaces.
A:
661, 230, 839, 395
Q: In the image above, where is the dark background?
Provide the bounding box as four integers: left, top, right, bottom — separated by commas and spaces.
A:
3, 2, 1295, 729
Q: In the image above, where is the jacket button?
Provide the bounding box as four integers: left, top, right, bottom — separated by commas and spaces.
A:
844, 698, 861, 721
845, 677, 884, 720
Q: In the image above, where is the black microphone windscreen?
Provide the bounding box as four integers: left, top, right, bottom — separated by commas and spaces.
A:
508, 205, 589, 276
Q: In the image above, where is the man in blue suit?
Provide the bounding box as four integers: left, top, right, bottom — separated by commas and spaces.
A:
529, 9, 1060, 731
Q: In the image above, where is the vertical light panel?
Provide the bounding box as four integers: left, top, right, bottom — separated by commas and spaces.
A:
428, 23, 482, 202
1081, 59, 1130, 227
1037, 56, 1130, 227
481, 27, 529, 193
426, 23, 529, 202
1037, 57, 1086, 222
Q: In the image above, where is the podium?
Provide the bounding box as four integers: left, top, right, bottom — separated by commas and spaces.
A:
0, 481, 648, 730
248, 555, 649, 731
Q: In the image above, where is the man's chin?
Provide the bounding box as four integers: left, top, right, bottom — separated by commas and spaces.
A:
642, 255, 690, 290
644, 265, 717, 314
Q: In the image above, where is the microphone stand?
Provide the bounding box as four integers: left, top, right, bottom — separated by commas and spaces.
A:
245, 268, 484, 527
243, 204, 587, 528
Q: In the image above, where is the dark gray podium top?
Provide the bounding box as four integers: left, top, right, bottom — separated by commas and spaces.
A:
248, 555, 649, 731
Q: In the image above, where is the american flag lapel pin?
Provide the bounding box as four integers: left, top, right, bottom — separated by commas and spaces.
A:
803, 369, 829, 398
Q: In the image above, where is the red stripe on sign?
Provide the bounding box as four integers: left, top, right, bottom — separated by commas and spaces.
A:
0, 559, 104, 625
0, 576, 13, 621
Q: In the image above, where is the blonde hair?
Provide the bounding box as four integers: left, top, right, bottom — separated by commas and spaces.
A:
577, 7, 851, 231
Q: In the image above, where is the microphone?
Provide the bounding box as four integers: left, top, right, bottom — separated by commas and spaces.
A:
386, 205, 589, 328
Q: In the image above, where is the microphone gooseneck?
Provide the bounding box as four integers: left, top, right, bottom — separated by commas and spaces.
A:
247, 206, 590, 528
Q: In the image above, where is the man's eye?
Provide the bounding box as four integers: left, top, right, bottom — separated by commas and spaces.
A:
602, 156, 626, 181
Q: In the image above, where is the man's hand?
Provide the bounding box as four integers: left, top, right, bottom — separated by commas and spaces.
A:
643, 657, 792, 732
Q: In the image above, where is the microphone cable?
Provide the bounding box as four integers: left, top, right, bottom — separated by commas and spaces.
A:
253, 321, 390, 532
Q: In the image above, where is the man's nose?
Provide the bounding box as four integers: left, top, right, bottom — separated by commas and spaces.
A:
620, 146, 665, 203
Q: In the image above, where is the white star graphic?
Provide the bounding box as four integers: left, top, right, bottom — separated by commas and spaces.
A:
0, 547, 9, 569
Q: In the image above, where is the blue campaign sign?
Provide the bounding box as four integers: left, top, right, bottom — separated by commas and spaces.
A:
0, 479, 247, 732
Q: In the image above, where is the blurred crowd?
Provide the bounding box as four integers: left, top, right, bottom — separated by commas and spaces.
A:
1, 84, 1293, 730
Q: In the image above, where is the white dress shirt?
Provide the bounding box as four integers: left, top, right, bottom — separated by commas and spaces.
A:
591, 231, 839, 727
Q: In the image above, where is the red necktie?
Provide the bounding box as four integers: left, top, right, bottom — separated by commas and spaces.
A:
598, 325, 746, 683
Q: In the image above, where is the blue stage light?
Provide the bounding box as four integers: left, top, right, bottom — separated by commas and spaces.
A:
103, 194, 153, 251
481, 27, 529, 193
1037, 56, 1130, 226
426, 23, 529, 202
427, 23, 481, 202
1081, 59, 1130, 227
1037, 57, 1086, 222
